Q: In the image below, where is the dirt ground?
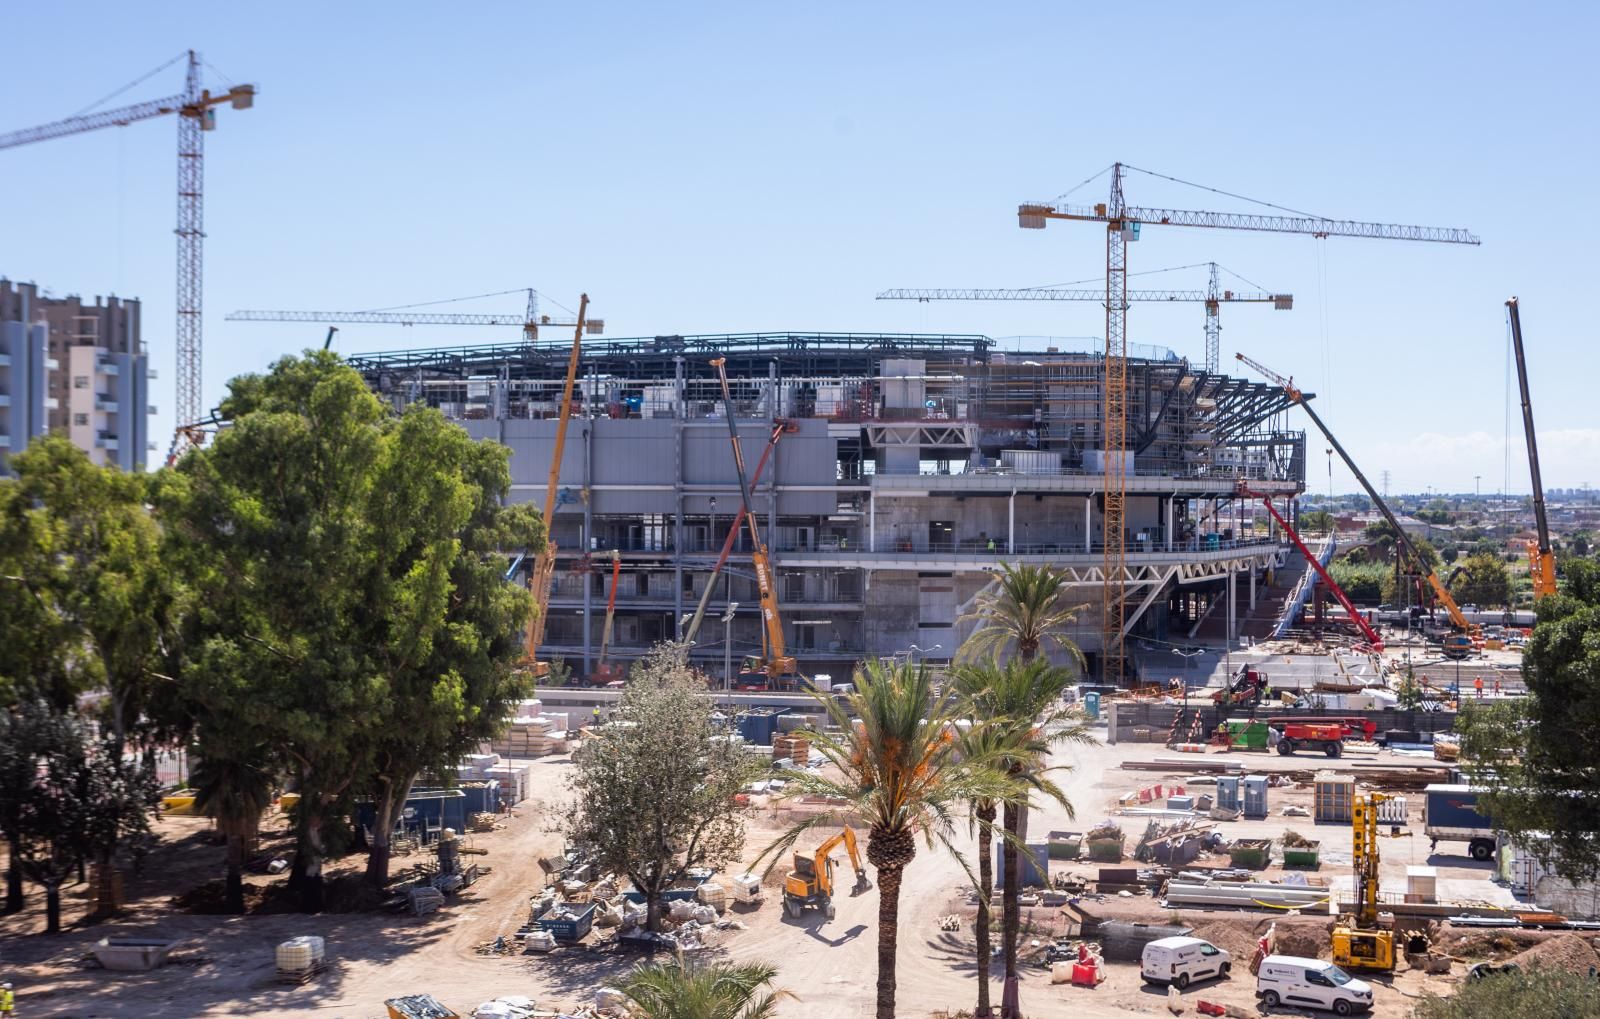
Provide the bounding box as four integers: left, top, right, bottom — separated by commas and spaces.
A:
0, 731, 1581, 1018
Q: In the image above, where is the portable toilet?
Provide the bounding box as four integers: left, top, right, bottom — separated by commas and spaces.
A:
1242, 775, 1269, 819
1215, 775, 1242, 812
1083, 691, 1101, 720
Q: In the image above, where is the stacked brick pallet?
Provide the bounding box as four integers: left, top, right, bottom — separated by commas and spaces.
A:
487, 715, 569, 759
773, 734, 810, 766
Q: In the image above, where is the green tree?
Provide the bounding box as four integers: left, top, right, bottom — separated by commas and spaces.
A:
1569, 531, 1592, 557
563, 644, 754, 932
1441, 544, 1460, 565
762, 660, 1010, 1019
618, 958, 792, 1019
1411, 966, 1600, 1019
160, 351, 535, 909
1299, 510, 1334, 533
190, 742, 276, 914
1560, 556, 1600, 604
948, 657, 1093, 1018
1329, 562, 1387, 603
1450, 552, 1512, 607
0, 701, 70, 914
957, 563, 1085, 665
1458, 595, 1600, 880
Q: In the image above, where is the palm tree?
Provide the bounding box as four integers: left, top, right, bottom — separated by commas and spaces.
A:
618, 957, 791, 1019
949, 695, 1059, 1019
190, 747, 275, 914
957, 562, 1085, 665
952, 655, 1095, 1019
761, 659, 1011, 1019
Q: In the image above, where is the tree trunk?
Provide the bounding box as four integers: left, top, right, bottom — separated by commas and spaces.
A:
974, 803, 997, 1019
298, 816, 326, 914
5, 835, 23, 914
1001, 799, 1022, 1016
225, 833, 246, 914
874, 862, 904, 1019
364, 771, 416, 887
646, 887, 663, 933
44, 878, 61, 934
91, 849, 119, 918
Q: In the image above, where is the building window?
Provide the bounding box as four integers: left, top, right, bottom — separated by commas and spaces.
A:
73, 376, 89, 389
74, 413, 89, 426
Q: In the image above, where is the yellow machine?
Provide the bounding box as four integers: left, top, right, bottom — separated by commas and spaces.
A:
783, 827, 870, 920
1332, 793, 1396, 971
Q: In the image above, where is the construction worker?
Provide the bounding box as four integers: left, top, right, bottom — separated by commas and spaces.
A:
986, 535, 997, 553
591, 706, 601, 728
1493, 677, 1502, 697
1474, 676, 1484, 699
2, 981, 14, 1015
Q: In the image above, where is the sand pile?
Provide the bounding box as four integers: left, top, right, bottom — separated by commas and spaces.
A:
1185, 917, 1329, 962
1438, 927, 1547, 960
1509, 933, 1600, 974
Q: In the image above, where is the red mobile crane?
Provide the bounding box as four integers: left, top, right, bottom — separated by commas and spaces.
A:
1237, 483, 1384, 651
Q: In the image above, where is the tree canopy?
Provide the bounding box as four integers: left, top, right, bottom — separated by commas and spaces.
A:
1450, 552, 1512, 607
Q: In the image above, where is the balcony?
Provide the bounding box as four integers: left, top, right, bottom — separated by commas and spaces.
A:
95, 393, 118, 413
95, 431, 119, 451
97, 361, 119, 376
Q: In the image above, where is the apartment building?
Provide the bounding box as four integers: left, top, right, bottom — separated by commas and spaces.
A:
0, 279, 152, 472
349, 332, 1306, 683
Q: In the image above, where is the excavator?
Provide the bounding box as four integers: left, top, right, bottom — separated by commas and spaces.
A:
1507, 298, 1557, 601
1236, 353, 1478, 659
709, 357, 798, 690
524, 295, 590, 678
783, 827, 870, 919
1332, 792, 1397, 971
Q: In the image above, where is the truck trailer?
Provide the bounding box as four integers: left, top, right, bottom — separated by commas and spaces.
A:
1423, 784, 1497, 861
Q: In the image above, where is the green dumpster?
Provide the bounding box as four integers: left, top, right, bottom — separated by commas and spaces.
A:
1228, 838, 1272, 869
1281, 840, 1321, 869
1226, 718, 1270, 751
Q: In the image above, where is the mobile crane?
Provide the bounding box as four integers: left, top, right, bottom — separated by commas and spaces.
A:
1331, 792, 1397, 971
1237, 482, 1384, 651
591, 551, 624, 685
1507, 298, 1556, 600
709, 357, 797, 689
1235, 353, 1477, 659
784, 826, 870, 919
524, 295, 590, 677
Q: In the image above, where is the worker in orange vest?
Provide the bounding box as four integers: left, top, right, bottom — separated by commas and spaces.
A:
1474, 676, 1484, 699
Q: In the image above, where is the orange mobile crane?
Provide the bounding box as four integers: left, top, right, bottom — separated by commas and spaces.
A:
1507, 298, 1556, 600
1236, 352, 1477, 658
709, 357, 797, 688
524, 295, 590, 676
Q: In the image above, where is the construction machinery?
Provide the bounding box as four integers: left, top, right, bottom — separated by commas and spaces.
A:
1, 50, 257, 451
709, 357, 797, 688
681, 419, 798, 646
590, 551, 624, 685
878, 261, 1292, 372
1238, 483, 1384, 651
1332, 792, 1397, 971
1212, 664, 1269, 708
1235, 352, 1477, 658
524, 295, 590, 676
1507, 298, 1556, 600
1020, 163, 1476, 685
783, 827, 870, 920
229, 287, 602, 341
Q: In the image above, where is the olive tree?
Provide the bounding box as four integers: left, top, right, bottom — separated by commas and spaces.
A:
563, 644, 755, 932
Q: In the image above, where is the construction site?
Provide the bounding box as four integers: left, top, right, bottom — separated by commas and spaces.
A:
2, 15, 1597, 1019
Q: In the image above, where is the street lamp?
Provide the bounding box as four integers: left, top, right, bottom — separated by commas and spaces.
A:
1171, 646, 1204, 705
721, 601, 740, 692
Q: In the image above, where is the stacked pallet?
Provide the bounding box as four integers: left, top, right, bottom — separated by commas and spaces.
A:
773, 734, 810, 766
488, 716, 569, 759
485, 763, 531, 804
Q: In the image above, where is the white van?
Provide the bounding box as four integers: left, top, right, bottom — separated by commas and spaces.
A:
1140, 936, 1232, 989
1255, 955, 1374, 1015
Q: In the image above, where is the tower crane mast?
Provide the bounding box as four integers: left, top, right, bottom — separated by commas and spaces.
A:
0, 50, 257, 445
1020, 162, 1478, 684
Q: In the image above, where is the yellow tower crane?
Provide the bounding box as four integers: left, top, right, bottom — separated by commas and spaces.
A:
1018, 163, 1477, 684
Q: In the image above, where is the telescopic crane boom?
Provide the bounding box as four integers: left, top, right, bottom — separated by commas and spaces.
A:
1235, 352, 1476, 648
1507, 298, 1556, 600
709, 357, 795, 683
525, 295, 590, 675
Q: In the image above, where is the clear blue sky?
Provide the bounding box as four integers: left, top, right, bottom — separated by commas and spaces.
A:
3, 2, 1594, 494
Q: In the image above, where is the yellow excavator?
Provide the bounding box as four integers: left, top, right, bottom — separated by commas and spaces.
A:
1332, 792, 1396, 971
784, 827, 870, 920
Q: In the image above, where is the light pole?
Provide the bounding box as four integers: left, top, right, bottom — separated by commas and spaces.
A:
722, 601, 739, 692
1171, 646, 1204, 705
708, 496, 717, 553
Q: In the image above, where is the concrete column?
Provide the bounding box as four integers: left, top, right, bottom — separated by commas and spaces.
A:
1227, 568, 1237, 643
1166, 496, 1174, 552
1249, 562, 1257, 610
869, 491, 876, 552
1008, 489, 1016, 555
582, 422, 594, 678
1085, 496, 1093, 552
